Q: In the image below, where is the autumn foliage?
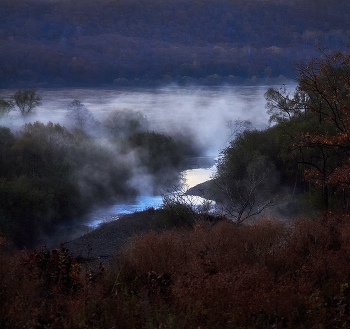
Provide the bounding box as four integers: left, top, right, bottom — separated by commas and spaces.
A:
298, 51, 350, 191
2, 214, 350, 328
262, 50, 350, 212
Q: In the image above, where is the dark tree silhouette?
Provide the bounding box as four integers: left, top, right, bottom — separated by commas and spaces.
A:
0, 98, 14, 118
13, 90, 42, 116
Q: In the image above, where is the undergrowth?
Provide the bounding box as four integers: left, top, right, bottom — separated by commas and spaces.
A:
2, 214, 350, 328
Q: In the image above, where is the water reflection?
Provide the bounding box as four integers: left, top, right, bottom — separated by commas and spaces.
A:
88, 195, 164, 227
88, 164, 216, 227
183, 167, 215, 189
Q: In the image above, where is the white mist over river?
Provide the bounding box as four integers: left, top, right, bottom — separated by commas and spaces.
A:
0, 84, 293, 225
0, 85, 274, 156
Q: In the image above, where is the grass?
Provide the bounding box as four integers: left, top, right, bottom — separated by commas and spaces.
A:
2, 213, 350, 328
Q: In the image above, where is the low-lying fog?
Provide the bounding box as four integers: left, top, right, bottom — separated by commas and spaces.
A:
0, 85, 276, 156
0, 84, 295, 228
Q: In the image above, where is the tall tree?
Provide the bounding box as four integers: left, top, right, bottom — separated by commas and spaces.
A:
266, 50, 350, 211
214, 129, 279, 223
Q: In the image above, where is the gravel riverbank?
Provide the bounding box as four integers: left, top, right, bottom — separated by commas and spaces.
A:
64, 180, 216, 263
64, 208, 161, 262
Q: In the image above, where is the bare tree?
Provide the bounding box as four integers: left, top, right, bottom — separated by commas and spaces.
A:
161, 182, 217, 227
225, 119, 252, 144
214, 155, 278, 224
264, 86, 307, 124
214, 167, 276, 224
13, 89, 42, 116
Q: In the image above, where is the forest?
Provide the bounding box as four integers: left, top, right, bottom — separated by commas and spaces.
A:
0, 98, 198, 248
0, 0, 350, 87
1, 49, 350, 328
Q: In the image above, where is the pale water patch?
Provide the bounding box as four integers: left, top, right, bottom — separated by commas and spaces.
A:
182, 167, 216, 189
87, 195, 164, 227
111, 195, 164, 214
87, 165, 216, 227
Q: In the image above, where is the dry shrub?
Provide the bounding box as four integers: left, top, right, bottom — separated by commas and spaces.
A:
110, 215, 350, 328
0, 250, 42, 328
0, 242, 105, 329
3, 214, 350, 328
110, 218, 298, 327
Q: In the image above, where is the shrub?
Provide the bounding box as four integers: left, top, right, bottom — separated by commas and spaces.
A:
3, 214, 350, 328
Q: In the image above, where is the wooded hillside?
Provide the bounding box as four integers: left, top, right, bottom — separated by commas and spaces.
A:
0, 0, 349, 87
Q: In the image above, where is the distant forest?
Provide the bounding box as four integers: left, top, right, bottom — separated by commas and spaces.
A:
0, 0, 349, 87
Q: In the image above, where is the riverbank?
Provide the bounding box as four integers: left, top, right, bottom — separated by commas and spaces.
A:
64, 208, 161, 261
64, 180, 218, 262
185, 179, 215, 198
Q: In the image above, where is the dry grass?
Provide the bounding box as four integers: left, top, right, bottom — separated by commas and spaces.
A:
2, 214, 350, 328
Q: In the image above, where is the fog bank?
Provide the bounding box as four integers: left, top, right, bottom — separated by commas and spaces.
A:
0, 85, 282, 156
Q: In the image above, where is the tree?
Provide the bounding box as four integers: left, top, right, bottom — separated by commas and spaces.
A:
0, 127, 15, 176
126, 131, 185, 193
216, 154, 278, 224
214, 129, 279, 224
0, 98, 14, 118
65, 100, 98, 132
297, 51, 350, 210
103, 109, 149, 139
264, 86, 307, 124
13, 89, 42, 116
225, 119, 252, 144
265, 50, 350, 212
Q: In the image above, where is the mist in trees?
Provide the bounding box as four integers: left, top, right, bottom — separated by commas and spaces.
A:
212, 49, 350, 221
103, 109, 149, 139
3, 47, 350, 247
0, 100, 196, 248
65, 99, 99, 133
0, 99, 14, 118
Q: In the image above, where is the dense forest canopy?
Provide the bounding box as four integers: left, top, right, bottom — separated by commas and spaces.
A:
0, 0, 349, 87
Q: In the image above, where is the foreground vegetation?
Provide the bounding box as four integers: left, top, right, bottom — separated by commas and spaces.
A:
2, 214, 350, 328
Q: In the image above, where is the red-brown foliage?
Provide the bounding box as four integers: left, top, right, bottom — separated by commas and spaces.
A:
2, 215, 350, 328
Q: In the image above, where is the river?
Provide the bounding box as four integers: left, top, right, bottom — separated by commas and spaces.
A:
87, 161, 217, 226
